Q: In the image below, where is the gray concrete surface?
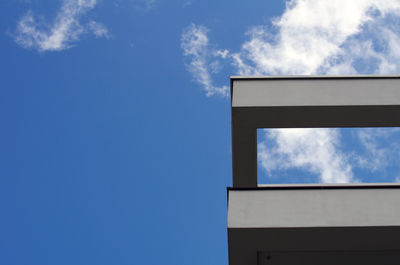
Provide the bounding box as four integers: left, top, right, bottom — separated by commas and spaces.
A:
232, 76, 400, 107
228, 187, 400, 228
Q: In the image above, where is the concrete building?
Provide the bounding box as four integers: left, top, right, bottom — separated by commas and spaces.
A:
228, 76, 400, 265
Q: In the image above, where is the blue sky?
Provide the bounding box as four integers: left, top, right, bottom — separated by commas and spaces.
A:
2, 0, 400, 264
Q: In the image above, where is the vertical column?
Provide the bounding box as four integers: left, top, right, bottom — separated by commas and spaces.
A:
231, 111, 257, 187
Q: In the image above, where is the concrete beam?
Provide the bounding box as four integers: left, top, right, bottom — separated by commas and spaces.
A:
227, 184, 400, 265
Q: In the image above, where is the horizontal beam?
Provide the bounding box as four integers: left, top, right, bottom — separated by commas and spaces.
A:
232, 105, 400, 128
232, 76, 400, 107
228, 186, 400, 228
227, 185, 400, 264
228, 227, 400, 265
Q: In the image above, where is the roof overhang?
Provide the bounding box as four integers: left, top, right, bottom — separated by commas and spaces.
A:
228, 184, 400, 265
230, 76, 400, 187
228, 76, 400, 265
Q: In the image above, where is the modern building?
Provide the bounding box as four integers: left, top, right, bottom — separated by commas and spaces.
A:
227, 76, 400, 265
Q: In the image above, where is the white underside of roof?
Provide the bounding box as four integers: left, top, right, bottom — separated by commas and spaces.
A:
232, 78, 400, 107
228, 187, 400, 228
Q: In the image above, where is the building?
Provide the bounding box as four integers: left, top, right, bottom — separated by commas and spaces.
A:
228, 76, 400, 265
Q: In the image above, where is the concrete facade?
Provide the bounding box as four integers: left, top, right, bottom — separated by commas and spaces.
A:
231, 76, 400, 188
229, 185, 400, 228
228, 185, 400, 265
228, 76, 400, 265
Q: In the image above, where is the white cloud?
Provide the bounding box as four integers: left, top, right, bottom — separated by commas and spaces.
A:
353, 128, 400, 172
246, 1, 400, 183
258, 129, 353, 183
216, 49, 229, 59
181, 24, 228, 97
181, 0, 400, 182
232, 0, 400, 75
182, 1, 400, 96
88, 21, 110, 38
355, 129, 389, 171
14, 0, 109, 52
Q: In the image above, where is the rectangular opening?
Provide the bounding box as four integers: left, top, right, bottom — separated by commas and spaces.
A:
257, 128, 400, 185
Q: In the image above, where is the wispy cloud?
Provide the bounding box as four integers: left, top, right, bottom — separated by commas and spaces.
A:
132, 0, 157, 11
14, 0, 109, 52
182, 0, 194, 8
181, 24, 228, 97
249, 1, 400, 183
182, 0, 400, 183
246, 0, 400, 183
232, 0, 400, 75
258, 129, 353, 183
88, 21, 110, 39
353, 128, 400, 171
